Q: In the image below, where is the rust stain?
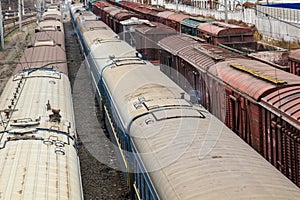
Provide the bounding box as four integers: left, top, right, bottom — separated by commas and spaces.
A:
127, 84, 171, 100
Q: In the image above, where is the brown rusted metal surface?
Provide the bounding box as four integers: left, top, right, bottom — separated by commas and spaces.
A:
135, 22, 177, 62
104, 6, 119, 15
197, 22, 253, 44
209, 58, 300, 100
156, 11, 175, 19
158, 34, 197, 55
93, 1, 111, 9
167, 13, 189, 23
198, 22, 252, 36
261, 86, 300, 126
118, 1, 140, 11
156, 11, 175, 24
14, 46, 67, 75
288, 49, 300, 76
134, 5, 152, 15
179, 44, 224, 72
114, 11, 140, 21
109, 8, 125, 17
289, 49, 300, 61
135, 22, 176, 35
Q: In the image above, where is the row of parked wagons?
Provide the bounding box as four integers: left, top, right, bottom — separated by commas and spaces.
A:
88, 0, 300, 187
91, 0, 300, 76
0, 2, 83, 199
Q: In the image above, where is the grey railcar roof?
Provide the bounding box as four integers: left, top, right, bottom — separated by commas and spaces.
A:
0, 70, 82, 199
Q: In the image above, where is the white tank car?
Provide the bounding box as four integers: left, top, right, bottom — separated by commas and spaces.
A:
90, 37, 300, 199
0, 69, 83, 200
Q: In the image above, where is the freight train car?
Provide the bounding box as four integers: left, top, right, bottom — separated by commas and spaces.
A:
135, 22, 177, 63
159, 33, 300, 187
105, 0, 253, 42
288, 49, 300, 76
71, 4, 300, 199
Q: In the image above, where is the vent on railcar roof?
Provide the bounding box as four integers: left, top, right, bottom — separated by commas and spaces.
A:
96, 39, 121, 44
113, 58, 146, 66
152, 108, 205, 121
90, 26, 108, 31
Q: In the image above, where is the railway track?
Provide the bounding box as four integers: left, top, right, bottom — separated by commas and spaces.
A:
4, 14, 36, 38
64, 16, 130, 200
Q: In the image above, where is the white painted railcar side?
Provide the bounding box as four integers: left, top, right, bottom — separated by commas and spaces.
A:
0, 70, 83, 200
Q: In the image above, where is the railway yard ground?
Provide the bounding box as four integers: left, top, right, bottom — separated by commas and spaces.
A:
64, 15, 130, 199
0, 10, 130, 200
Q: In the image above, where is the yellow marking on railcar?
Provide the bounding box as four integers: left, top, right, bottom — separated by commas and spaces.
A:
230, 62, 287, 84
103, 105, 128, 169
91, 72, 102, 99
133, 183, 142, 200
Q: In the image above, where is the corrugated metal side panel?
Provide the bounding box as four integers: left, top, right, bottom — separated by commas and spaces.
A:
178, 45, 215, 72
158, 35, 198, 55
209, 59, 300, 100
261, 86, 300, 126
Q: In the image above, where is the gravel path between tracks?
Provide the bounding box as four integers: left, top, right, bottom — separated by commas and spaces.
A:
64, 15, 130, 200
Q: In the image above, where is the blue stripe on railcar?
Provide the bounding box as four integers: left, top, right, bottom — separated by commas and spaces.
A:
131, 143, 159, 200
90, 67, 158, 199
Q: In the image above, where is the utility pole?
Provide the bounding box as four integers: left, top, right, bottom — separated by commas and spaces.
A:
18, 0, 22, 31
22, 0, 25, 15
0, 1, 4, 49
176, 0, 178, 12
37, 0, 41, 22
224, 0, 228, 23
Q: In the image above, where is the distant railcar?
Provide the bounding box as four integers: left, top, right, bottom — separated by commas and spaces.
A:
135, 22, 177, 63
197, 21, 254, 44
